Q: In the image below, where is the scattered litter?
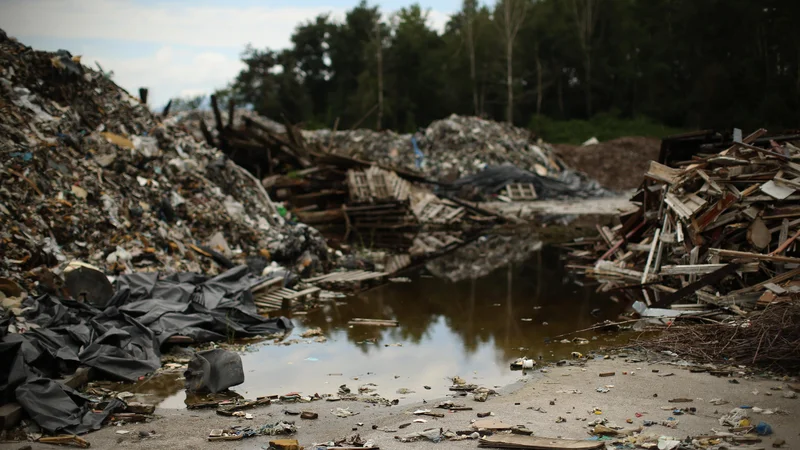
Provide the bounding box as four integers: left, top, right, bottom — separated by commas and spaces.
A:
332, 408, 359, 418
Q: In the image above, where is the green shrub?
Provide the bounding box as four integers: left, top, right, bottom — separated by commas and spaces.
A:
529, 112, 685, 144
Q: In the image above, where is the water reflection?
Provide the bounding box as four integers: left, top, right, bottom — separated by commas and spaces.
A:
149, 241, 625, 408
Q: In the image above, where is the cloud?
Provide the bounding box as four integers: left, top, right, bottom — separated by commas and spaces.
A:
83, 46, 246, 107
0, 0, 346, 50
0, 0, 458, 108
426, 9, 452, 33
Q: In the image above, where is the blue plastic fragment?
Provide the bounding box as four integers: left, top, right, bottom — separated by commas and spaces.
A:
756, 421, 773, 436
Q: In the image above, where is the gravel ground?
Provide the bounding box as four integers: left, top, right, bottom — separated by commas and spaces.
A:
11, 354, 798, 450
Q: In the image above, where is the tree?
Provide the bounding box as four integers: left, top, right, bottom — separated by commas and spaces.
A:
496, 0, 528, 123
291, 15, 334, 125
461, 0, 479, 115
568, 0, 601, 116
170, 94, 205, 112
220, 0, 800, 134
375, 19, 384, 130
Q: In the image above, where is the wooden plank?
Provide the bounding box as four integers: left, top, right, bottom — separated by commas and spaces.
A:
654, 263, 743, 307
660, 263, 759, 275
479, 434, 603, 449
710, 248, 800, 264
645, 161, 682, 185
770, 228, 800, 255
284, 287, 321, 300
641, 228, 661, 283
692, 192, 738, 233
727, 267, 800, 296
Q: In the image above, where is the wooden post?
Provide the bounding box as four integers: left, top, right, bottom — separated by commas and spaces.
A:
162, 99, 172, 117
139, 87, 148, 105
227, 99, 235, 129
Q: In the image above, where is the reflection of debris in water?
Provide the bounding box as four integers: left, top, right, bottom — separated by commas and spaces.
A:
425, 233, 543, 282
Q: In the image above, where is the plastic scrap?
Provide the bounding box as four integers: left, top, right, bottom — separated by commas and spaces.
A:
185, 349, 245, 394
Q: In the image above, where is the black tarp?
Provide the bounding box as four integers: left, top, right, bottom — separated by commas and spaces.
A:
0, 265, 292, 435
15, 378, 125, 434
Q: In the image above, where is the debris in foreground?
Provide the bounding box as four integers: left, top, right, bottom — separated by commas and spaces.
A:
478, 434, 603, 449
207, 421, 296, 441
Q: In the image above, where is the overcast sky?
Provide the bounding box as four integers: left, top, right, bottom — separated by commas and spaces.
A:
0, 0, 459, 108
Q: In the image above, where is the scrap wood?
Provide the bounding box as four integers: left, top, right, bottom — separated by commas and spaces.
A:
711, 249, 800, 264
769, 228, 800, 255
347, 318, 398, 327
570, 129, 800, 318
478, 434, 603, 449
728, 267, 800, 296
655, 263, 742, 308
38, 435, 90, 448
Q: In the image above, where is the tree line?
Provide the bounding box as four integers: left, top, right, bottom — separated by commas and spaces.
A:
212, 0, 800, 134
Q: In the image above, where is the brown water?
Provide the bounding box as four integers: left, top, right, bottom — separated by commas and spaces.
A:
131, 241, 627, 408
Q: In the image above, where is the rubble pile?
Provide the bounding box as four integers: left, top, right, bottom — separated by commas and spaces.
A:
0, 32, 329, 293
0, 31, 324, 437
567, 129, 800, 365
305, 115, 605, 196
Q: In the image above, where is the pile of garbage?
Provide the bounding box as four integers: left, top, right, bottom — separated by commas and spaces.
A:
567, 128, 800, 367
0, 30, 324, 437
0, 30, 329, 295
305, 114, 607, 198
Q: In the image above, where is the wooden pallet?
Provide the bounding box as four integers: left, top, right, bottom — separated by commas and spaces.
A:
505, 183, 538, 201
251, 277, 321, 311
254, 286, 321, 311
347, 166, 411, 204
305, 270, 387, 287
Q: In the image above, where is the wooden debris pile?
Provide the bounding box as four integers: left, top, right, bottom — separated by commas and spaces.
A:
568, 129, 800, 315
189, 100, 499, 254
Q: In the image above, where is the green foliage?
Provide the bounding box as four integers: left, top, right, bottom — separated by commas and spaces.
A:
220, 0, 800, 134
530, 112, 685, 144
170, 94, 205, 112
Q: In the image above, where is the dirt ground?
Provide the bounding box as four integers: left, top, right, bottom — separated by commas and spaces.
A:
553, 137, 661, 191
10, 354, 797, 450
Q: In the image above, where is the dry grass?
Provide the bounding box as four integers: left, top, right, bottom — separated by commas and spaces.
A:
634, 301, 800, 371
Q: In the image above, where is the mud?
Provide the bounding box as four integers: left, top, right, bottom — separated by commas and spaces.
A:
17, 355, 797, 450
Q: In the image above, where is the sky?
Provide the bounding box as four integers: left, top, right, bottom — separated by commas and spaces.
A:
0, 0, 459, 108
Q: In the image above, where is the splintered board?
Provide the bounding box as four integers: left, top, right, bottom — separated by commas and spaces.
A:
479, 435, 603, 449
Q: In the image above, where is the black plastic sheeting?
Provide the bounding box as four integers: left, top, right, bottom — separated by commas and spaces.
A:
0, 265, 292, 435
451, 163, 609, 199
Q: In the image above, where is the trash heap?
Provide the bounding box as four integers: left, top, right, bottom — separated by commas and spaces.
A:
181, 105, 505, 258
568, 129, 800, 367
0, 30, 321, 436
0, 31, 329, 294
305, 114, 607, 199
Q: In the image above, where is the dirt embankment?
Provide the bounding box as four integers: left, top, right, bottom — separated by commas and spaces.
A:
553, 137, 661, 191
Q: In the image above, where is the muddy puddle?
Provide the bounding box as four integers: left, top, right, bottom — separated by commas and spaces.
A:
129, 237, 628, 409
